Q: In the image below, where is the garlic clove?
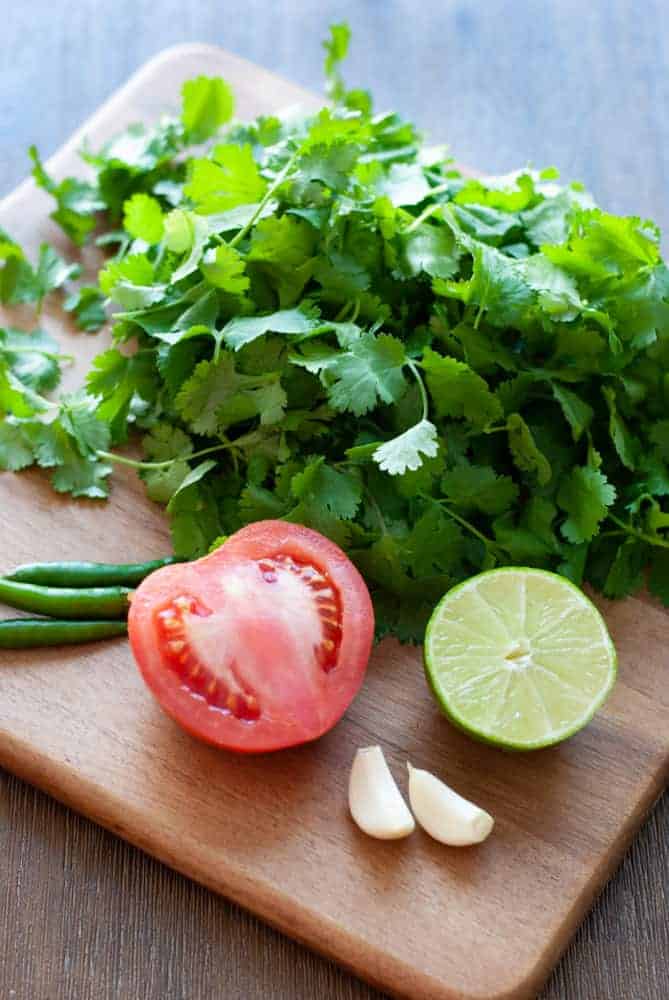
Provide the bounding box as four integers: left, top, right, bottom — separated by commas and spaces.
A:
349, 746, 415, 840
407, 763, 494, 846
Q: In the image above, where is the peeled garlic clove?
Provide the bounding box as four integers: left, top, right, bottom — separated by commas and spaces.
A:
349, 746, 415, 840
407, 764, 494, 846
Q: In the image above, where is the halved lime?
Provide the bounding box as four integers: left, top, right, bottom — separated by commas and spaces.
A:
424, 568, 617, 750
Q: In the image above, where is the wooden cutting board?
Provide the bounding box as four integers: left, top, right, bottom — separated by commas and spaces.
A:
1, 44, 668, 1000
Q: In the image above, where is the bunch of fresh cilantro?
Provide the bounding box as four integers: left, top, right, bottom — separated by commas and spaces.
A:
1, 23, 669, 641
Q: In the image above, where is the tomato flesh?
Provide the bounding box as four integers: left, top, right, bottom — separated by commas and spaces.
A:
128, 521, 374, 752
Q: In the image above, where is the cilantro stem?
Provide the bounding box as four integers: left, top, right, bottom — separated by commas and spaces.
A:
407, 360, 429, 420
96, 441, 237, 471
464, 423, 509, 438
3, 347, 75, 363
404, 183, 452, 233
424, 494, 503, 553
440, 505, 501, 551
607, 513, 669, 550
228, 149, 300, 249
405, 203, 441, 234
427, 180, 452, 197
365, 489, 388, 536
334, 300, 353, 321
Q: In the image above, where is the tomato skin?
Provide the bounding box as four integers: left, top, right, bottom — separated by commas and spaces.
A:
128, 521, 374, 753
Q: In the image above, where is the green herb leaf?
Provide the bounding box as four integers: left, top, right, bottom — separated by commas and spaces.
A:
422, 348, 503, 427
290, 456, 362, 520
557, 465, 616, 543
507, 413, 552, 485
181, 76, 234, 142
373, 419, 439, 475
123, 193, 165, 243
184, 145, 267, 213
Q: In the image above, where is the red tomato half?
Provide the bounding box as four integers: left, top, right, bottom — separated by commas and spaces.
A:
128, 521, 374, 753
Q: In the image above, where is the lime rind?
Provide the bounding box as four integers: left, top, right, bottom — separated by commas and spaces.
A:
424, 567, 617, 751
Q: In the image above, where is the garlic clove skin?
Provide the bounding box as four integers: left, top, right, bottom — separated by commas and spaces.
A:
407, 764, 494, 846
349, 746, 415, 840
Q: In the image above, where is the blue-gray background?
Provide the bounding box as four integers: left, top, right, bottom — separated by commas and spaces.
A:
1, 3, 668, 999
2, 0, 668, 236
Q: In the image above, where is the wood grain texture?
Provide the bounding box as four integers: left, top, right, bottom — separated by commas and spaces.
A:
1, 5, 668, 999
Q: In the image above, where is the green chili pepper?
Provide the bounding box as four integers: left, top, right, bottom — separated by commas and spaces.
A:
6, 556, 180, 588
0, 618, 128, 648
0, 579, 131, 619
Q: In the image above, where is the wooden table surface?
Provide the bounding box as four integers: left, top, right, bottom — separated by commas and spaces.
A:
1, 2, 667, 998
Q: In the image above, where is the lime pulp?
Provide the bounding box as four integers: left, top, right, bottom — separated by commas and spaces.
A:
424, 568, 617, 750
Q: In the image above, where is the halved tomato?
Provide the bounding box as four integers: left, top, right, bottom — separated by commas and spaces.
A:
128, 521, 374, 752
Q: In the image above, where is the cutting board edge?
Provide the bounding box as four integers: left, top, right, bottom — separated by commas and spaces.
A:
0, 728, 526, 1000
2, 719, 667, 1000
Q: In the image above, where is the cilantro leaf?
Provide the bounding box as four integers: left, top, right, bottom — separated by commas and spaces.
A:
422, 348, 503, 427
0, 358, 50, 417
29, 146, 104, 245
0, 233, 79, 307
290, 457, 362, 519
184, 145, 267, 213
0, 327, 63, 392
602, 538, 648, 599
507, 413, 552, 485
0, 417, 36, 471
373, 419, 439, 475
557, 465, 616, 543
223, 307, 320, 351
405, 506, 465, 576
551, 383, 593, 442
303, 331, 408, 416
123, 193, 165, 243
181, 76, 234, 142
402, 223, 461, 280
239, 483, 288, 521
649, 421, 669, 462
58, 391, 110, 456
521, 189, 583, 247
166, 210, 211, 283
468, 243, 535, 327
602, 386, 637, 470
521, 255, 583, 319
34, 244, 81, 301
247, 216, 317, 305
98, 253, 161, 311
86, 348, 157, 442
493, 497, 559, 563
167, 459, 217, 503
29, 395, 112, 499
49, 436, 112, 498
378, 163, 431, 206
0, 231, 34, 304
64, 286, 107, 332
168, 483, 221, 558
140, 424, 193, 504
323, 22, 351, 101
441, 463, 519, 516
176, 354, 286, 435
201, 243, 249, 295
